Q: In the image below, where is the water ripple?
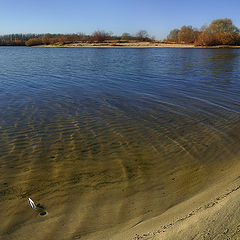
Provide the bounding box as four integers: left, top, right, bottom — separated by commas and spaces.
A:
0, 47, 240, 239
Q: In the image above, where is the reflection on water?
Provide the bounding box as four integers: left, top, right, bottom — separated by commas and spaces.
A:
199, 49, 239, 87
0, 47, 240, 239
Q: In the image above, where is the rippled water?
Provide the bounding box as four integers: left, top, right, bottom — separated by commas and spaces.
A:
0, 47, 240, 239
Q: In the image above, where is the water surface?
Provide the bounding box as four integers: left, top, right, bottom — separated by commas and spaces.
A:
0, 47, 240, 239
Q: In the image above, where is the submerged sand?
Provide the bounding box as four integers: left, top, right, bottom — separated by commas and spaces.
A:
1, 151, 239, 240
1, 99, 240, 240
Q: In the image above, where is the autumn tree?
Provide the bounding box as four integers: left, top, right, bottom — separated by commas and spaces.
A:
167, 28, 179, 42
178, 25, 198, 43
195, 18, 240, 46
194, 30, 217, 46
25, 38, 43, 46
208, 18, 239, 34
41, 33, 51, 45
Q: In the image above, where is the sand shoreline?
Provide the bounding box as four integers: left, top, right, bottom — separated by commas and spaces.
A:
33, 42, 240, 48
108, 156, 240, 240
131, 183, 240, 240
76, 153, 240, 240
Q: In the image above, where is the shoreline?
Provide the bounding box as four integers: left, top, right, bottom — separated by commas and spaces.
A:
79, 153, 240, 240
110, 156, 240, 240
33, 42, 240, 49
130, 183, 240, 240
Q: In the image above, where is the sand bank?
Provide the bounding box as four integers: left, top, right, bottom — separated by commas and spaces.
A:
34, 42, 240, 48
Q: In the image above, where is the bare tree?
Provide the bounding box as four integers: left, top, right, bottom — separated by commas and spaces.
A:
121, 32, 133, 40
92, 30, 111, 42
136, 30, 150, 41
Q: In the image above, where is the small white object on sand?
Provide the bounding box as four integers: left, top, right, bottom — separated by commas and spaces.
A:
28, 198, 36, 210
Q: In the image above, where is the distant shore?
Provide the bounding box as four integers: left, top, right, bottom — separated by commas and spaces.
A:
33, 42, 240, 48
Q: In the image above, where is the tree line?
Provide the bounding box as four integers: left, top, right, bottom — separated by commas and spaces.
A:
166, 18, 240, 46
0, 30, 154, 46
0, 18, 239, 46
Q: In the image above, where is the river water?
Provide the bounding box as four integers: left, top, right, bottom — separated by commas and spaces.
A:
0, 47, 240, 239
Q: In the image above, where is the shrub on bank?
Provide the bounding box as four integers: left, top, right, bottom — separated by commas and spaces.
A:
195, 31, 240, 46
25, 38, 43, 46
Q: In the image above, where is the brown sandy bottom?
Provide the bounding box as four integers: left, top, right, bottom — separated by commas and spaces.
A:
1, 117, 240, 240
1, 96, 240, 240
1, 113, 240, 240
0, 152, 239, 240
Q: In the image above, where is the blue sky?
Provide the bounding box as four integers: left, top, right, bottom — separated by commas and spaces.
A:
0, 0, 239, 39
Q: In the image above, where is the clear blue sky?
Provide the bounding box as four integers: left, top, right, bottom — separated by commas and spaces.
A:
0, 0, 239, 39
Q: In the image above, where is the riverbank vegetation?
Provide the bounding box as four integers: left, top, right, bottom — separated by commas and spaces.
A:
0, 18, 239, 47
166, 18, 240, 46
0, 30, 154, 47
